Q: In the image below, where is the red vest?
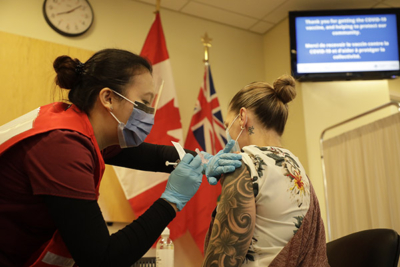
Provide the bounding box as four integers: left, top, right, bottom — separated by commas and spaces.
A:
0, 102, 105, 267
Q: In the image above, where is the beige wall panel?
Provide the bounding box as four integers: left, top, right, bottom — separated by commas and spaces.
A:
388, 78, 400, 101
0, 31, 91, 122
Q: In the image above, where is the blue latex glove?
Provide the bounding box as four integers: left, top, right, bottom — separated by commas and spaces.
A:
201, 140, 243, 185
161, 153, 203, 211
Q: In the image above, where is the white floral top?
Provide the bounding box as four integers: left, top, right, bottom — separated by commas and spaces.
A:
241, 145, 311, 266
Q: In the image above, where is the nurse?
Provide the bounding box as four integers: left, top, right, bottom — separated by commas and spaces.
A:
0, 48, 242, 267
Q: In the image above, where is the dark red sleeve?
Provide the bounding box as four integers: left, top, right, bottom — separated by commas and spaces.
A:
24, 130, 98, 200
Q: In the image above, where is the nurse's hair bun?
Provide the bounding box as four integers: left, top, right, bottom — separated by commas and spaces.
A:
273, 74, 296, 104
53, 56, 82, 90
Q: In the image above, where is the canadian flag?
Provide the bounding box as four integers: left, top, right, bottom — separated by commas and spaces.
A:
113, 12, 187, 240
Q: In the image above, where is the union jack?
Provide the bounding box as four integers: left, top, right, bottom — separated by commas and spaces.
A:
185, 63, 227, 155
183, 62, 227, 254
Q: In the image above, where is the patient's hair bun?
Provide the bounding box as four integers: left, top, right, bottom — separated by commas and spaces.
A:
273, 74, 296, 104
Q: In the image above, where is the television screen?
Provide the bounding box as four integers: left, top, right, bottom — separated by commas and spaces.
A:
289, 8, 400, 81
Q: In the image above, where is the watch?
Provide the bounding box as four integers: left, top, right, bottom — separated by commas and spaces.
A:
43, 0, 94, 37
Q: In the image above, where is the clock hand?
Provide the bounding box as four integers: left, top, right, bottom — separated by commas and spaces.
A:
56, 5, 82, 15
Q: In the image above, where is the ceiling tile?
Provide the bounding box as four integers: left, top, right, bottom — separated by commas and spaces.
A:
380, 0, 400, 7
373, 3, 395, 8
263, 0, 380, 24
249, 21, 275, 34
134, 0, 189, 11
132, 0, 398, 35
193, 0, 287, 19
181, 1, 258, 29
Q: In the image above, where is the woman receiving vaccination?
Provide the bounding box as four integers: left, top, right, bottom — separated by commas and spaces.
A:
202, 75, 329, 267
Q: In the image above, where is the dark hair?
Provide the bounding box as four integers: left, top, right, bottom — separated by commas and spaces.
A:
53, 48, 152, 114
228, 74, 296, 136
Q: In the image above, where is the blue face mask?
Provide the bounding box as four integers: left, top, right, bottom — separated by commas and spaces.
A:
226, 114, 245, 153
110, 90, 155, 148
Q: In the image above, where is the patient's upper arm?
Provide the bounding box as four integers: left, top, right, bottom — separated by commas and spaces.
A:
202, 162, 256, 267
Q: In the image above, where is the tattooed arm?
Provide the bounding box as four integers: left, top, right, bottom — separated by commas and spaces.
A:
202, 162, 256, 267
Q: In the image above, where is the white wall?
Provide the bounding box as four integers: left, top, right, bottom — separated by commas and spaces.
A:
0, 0, 265, 136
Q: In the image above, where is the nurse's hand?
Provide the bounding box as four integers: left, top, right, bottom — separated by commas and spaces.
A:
201, 140, 242, 185
161, 153, 203, 211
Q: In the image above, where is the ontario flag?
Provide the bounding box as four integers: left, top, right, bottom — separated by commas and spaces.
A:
183, 62, 227, 254
113, 12, 186, 240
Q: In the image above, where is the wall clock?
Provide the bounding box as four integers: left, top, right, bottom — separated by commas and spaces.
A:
43, 0, 94, 37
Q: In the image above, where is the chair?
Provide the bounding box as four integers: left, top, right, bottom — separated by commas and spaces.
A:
326, 228, 400, 267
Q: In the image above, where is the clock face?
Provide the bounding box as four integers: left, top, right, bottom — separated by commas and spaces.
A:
43, 0, 94, 37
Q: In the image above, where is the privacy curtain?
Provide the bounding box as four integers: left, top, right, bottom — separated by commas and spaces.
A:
322, 112, 400, 241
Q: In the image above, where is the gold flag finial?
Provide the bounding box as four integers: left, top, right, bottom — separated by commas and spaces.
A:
201, 32, 212, 63
154, 0, 161, 14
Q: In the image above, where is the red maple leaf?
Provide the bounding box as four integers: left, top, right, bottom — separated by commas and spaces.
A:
144, 99, 182, 145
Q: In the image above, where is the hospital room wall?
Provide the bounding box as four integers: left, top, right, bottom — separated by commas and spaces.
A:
263, 18, 395, 231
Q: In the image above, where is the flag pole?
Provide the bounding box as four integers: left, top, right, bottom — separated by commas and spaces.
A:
154, 0, 161, 14
201, 33, 217, 154
152, 0, 161, 116
201, 32, 212, 64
